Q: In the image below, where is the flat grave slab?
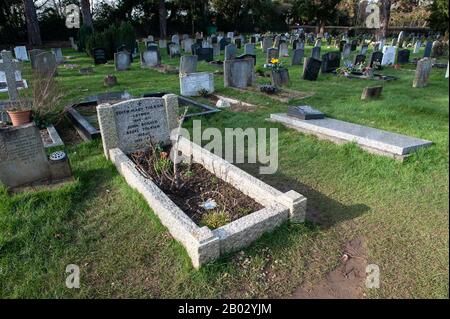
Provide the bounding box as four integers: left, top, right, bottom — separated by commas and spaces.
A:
269, 113, 432, 160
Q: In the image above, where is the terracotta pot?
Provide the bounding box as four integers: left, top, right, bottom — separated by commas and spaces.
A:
7, 110, 32, 127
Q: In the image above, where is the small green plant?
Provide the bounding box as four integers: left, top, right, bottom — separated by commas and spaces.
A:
184, 170, 194, 178
200, 210, 231, 229
153, 157, 171, 175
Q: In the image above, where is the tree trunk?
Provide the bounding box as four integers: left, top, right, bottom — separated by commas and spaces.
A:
23, 0, 42, 46
80, 0, 94, 29
379, 0, 392, 38
159, 0, 167, 39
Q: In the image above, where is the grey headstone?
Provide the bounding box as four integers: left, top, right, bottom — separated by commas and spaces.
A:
413, 58, 433, 88
279, 42, 289, 57
266, 48, 279, 63
51, 48, 64, 64
342, 43, 352, 58
140, 50, 161, 68
29, 49, 44, 69
179, 72, 215, 96
14, 46, 28, 61
168, 43, 181, 58
225, 44, 237, 60
424, 41, 432, 58
180, 55, 198, 74
361, 86, 383, 100
224, 58, 255, 88
0, 51, 21, 100
244, 43, 256, 55
114, 51, 131, 71
287, 105, 325, 120
311, 46, 321, 59
291, 49, 304, 66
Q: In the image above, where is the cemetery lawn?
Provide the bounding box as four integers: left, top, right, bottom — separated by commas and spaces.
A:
0, 46, 448, 299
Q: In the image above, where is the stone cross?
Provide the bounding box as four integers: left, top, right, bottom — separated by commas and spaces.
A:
0, 51, 21, 101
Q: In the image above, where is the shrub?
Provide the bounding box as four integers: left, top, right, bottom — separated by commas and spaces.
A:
78, 25, 93, 52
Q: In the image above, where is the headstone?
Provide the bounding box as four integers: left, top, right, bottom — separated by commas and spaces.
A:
0, 51, 21, 100
227, 32, 234, 39
147, 35, 155, 42
342, 43, 352, 58
291, 49, 304, 66
234, 38, 242, 49
219, 38, 228, 51
423, 41, 432, 58
225, 44, 237, 60
271, 68, 290, 87
339, 40, 346, 52
171, 34, 180, 45
279, 42, 289, 57
179, 72, 214, 96
397, 49, 410, 64
287, 105, 324, 120
93, 48, 107, 64
0, 124, 50, 188
381, 46, 396, 66
182, 38, 193, 53
159, 39, 167, 48
369, 51, 383, 69
14, 46, 28, 61
431, 40, 444, 58
267, 48, 279, 63
244, 43, 256, 55
302, 57, 322, 81
168, 43, 181, 58
297, 41, 305, 50
412, 58, 433, 88
321, 52, 341, 73
224, 58, 255, 88
51, 48, 64, 64
413, 40, 421, 54
35, 52, 57, 76
212, 43, 220, 57
29, 49, 44, 69
397, 31, 405, 48
195, 48, 214, 62
261, 37, 273, 53
314, 39, 322, 48
180, 55, 198, 74
97, 96, 179, 158
446, 62, 449, 79
140, 50, 161, 67
353, 54, 366, 66
360, 44, 369, 55
351, 39, 358, 51
311, 46, 321, 60
114, 51, 131, 71
361, 86, 383, 100
235, 54, 256, 66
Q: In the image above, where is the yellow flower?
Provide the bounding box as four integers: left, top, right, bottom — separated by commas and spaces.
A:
271, 58, 279, 64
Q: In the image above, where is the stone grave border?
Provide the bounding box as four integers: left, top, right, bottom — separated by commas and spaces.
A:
108, 136, 306, 268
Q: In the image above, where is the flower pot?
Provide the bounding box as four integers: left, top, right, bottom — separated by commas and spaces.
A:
7, 110, 32, 127
271, 68, 290, 88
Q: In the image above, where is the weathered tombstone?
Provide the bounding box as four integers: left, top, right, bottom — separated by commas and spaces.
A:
179, 55, 198, 74
35, 52, 58, 76
321, 51, 341, 73
244, 43, 256, 55
360, 44, 369, 55
267, 48, 279, 63
93, 48, 107, 64
97, 96, 178, 158
397, 31, 405, 48
168, 43, 181, 58
353, 54, 366, 66
291, 49, 304, 66
212, 43, 220, 57
183, 38, 193, 53
431, 40, 444, 58
350, 39, 358, 51
14, 46, 28, 61
261, 37, 273, 53
302, 57, 322, 81
412, 58, 433, 88
195, 48, 213, 62
51, 48, 64, 64
159, 39, 167, 48
114, 51, 131, 71
28, 49, 44, 69
180, 72, 215, 96
271, 68, 290, 87
423, 41, 432, 58
381, 46, 396, 66
235, 54, 256, 66
0, 124, 71, 188
369, 51, 383, 69
413, 40, 421, 54
171, 34, 180, 45
361, 86, 383, 100
147, 35, 155, 42
227, 32, 234, 39
311, 46, 321, 59
0, 51, 21, 100
279, 42, 289, 57
219, 37, 228, 51
224, 58, 255, 88
140, 50, 161, 67
397, 49, 410, 64
287, 105, 325, 120
342, 43, 352, 58
225, 44, 237, 60
297, 41, 305, 50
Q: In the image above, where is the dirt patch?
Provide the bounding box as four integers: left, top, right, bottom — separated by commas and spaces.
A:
130, 146, 263, 228
292, 236, 368, 299
55, 118, 84, 146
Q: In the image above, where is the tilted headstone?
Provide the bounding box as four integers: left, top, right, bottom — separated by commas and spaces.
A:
302, 57, 322, 81
314, 39, 322, 48
412, 58, 433, 88
180, 72, 215, 96
266, 48, 279, 63
311, 46, 321, 60
291, 49, 304, 66
28, 49, 44, 69
225, 44, 237, 60
353, 54, 366, 66
97, 96, 179, 159
35, 51, 57, 76
140, 50, 161, 67
369, 51, 383, 69
114, 51, 131, 71
361, 86, 383, 100
381, 46, 396, 66
413, 40, 421, 54
93, 48, 107, 64
397, 49, 410, 64
431, 40, 444, 58
0, 51, 21, 100
342, 43, 352, 58
446, 62, 449, 79
397, 31, 405, 48
179, 55, 198, 74
423, 41, 432, 58
14, 46, 28, 61
287, 105, 324, 120
224, 58, 255, 88
321, 52, 341, 73
51, 48, 64, 64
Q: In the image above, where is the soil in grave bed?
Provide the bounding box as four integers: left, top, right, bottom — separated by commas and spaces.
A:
129, 146, 264, 229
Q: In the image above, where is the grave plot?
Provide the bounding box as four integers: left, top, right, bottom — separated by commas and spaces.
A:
269, 107, 432, 161
98, 95, 306, 268
197, 94, 258, 112
234, 85, 315, 104
332, 70, 398, 81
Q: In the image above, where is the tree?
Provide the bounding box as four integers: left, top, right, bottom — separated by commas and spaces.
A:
428, 0, 449, 31
80, 0, 93, 29
378, 0, 392, 38
290, 0, 341, 32
159, 0, 167, 38
23, 0, 41, 46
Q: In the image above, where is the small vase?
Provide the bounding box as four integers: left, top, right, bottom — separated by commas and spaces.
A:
7, 110, 32, 127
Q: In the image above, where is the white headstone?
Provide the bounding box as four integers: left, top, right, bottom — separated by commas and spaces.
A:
179, 72, 215, 96
381, 46, 396, 66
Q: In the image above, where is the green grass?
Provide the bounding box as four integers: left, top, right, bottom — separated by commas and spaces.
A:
0, 44, 448, 298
